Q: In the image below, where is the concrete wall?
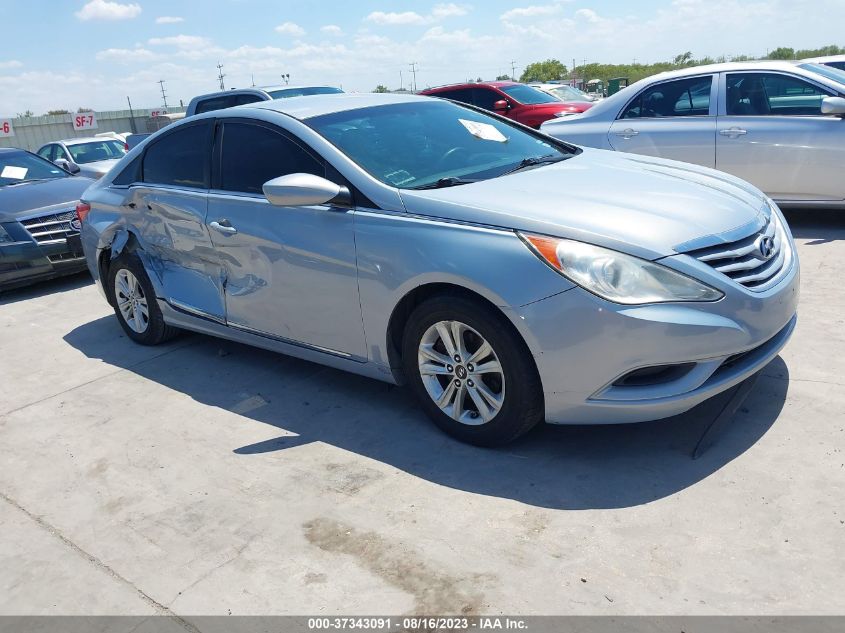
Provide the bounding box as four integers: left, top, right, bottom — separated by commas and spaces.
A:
0, 108, 186, 152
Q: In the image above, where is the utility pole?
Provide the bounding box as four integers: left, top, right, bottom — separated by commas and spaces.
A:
281, 73, 290, 85
399, 69, 403, 91
126, 96, 137, 133
408, 62, 418, 92
251, 74, 255, 87
157, 80, 168, 109
216, 62, 226, 90
510, 60, 517, 80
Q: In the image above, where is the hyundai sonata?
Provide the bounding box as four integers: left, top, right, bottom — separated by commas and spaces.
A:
79, 93, 798, 445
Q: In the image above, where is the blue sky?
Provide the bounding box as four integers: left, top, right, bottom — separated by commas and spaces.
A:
1, 0, 844, 115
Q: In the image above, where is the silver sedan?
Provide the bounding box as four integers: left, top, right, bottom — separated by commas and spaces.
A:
79, 93, 798, 445
541, 61, 845, 209
36, 137, 128, 180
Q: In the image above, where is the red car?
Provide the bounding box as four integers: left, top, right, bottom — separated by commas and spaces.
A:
419, 81, 593, 128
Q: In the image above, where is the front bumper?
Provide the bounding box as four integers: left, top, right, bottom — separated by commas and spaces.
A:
506, 253, 799, 425
0, 235, 87, 291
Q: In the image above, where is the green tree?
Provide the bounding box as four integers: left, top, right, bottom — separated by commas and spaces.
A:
372, 85, 389, 93
520, 59, 568, 83
16, 109, 34, 118
496, 74, 511, 81
767, 47, 795, 60
673, 51, 693, 65
46, 109, 70, 115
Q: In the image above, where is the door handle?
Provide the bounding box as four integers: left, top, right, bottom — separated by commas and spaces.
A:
720, 127, 748, 138
209, 220, 237, 235
614, 128, 639, 139
123, 202, 136, 209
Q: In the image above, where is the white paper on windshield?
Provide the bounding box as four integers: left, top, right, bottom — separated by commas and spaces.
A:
458, 119, 508, 142
1, 166, 27, 179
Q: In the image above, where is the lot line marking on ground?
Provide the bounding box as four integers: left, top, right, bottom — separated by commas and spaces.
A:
0, 491, 201, 631
0, 339, 201, 418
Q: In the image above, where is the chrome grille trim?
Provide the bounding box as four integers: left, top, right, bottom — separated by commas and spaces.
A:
20, 210, 78, 245
687, 215, 791, 292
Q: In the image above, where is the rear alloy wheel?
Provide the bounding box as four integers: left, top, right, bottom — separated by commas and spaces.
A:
107, 253, 178, 345
403, 295, 544, 446
114, 268, 149, 335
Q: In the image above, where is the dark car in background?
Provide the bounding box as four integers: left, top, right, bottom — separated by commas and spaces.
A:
420, 81, 593, 128
0, 148, 93, 291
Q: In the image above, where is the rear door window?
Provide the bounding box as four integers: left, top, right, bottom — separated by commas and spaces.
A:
726, 73, 832, 116
195, 96, 236, 114
622, 76, 713, 118
218, 121, 324, 195
37, 145, 54, 161
432, 89, 474, 105
142, 121, 211, 188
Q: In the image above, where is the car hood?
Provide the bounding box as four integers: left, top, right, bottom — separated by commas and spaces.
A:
398, 148, 770, 259
0, 176, 95, 218
80, 159, 121, 176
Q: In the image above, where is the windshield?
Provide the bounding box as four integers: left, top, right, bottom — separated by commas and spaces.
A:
307, 100, 573, 189
0, 151, 69, 187
499, 84, 560, 105
267, 86, 343, 99
546, 85, 592, 102
799, 63, 845, 87
67, 140, 127, 164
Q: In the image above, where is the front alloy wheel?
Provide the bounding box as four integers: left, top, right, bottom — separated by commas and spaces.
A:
402, 295, 544, 446
418, 320, 505, 425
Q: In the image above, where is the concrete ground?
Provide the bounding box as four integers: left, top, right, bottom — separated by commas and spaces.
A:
0, 210, 843, 617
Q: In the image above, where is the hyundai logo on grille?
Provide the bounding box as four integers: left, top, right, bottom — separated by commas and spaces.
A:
754, 235, 776, 261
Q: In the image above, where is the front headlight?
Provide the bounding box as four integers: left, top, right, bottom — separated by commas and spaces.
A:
520, 233, 724, 304
0, 225, 15, 244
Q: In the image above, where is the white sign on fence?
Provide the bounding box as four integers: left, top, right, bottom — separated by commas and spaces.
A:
0, 119, 14, 137
73, 111, 98, 131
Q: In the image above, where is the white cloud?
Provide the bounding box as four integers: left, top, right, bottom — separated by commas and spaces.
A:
320, 24, 343, 35
147, 34, 212, 49
431, 3, 469, 19
366, 4, 469, 25
75, 0, 142, 21
95, 47, 158, 62
575, 8, 601, 23
0, 60, 23, 70
155, 16, 184, 24
366, 11, 426, 25
500, 5, 563, 20
275, 22, 306, 37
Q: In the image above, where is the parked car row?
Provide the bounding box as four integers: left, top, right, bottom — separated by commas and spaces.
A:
75, 91, 798, 446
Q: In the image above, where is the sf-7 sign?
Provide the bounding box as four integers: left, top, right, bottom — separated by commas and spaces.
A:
73, 111, 98, 131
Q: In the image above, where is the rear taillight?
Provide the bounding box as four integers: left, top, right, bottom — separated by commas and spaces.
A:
124, 142, 129, 151
76, 202, 91, 223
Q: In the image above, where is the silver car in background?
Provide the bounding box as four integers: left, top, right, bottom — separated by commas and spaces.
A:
36, 137, 128, 180
79, 94, 798, 446
802, 55, 845, 72
541, 61, 845, 209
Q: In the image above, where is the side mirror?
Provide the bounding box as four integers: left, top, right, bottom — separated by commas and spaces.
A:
493, 99, 510, 112
55, 158, 81, 175
821, 96, 845, 116
263, 173, 350, 207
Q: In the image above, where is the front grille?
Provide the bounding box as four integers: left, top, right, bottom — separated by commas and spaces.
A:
48, 252, 85, 263
687, 215, 790, 291
20, 210, 78, 245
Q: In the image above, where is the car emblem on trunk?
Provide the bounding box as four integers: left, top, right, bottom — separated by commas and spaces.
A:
755, 235, 776, 260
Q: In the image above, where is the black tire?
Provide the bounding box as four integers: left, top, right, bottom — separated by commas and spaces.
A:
106, 252, 178, 345
402, 295, 544, 446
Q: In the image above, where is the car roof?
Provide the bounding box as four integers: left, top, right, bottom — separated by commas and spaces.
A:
258, 84, 339, 92
246, 92, 434, 120
641, 60, 809, 81
58, 137, 120, 145
424, 81, 519, 92
0, 147, 24, 154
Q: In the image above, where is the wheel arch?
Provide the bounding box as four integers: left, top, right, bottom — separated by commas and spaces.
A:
385, 282, 540, 386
